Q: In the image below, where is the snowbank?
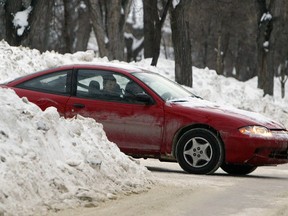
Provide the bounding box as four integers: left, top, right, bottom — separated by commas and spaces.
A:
0, 39, 287, 215
0, 88, 152, 215
0, 40, 153, 215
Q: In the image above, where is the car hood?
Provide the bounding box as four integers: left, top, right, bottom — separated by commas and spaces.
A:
167, 97, 285, 130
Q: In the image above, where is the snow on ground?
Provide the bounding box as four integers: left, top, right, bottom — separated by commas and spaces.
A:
0, 40, 287, 215
0, 41, 153, 216
0, 88, 153, 216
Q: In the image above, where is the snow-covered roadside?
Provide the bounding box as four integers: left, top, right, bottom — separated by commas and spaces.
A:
0, 40, 155, 215
0, 39, 287, 215
0, 87, 153, 216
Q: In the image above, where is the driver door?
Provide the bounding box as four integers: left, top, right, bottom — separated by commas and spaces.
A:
65, 68, 164, 154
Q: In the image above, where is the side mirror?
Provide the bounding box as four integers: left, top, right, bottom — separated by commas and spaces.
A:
135, 93, 154, 105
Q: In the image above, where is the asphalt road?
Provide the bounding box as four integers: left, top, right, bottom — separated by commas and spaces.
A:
50, 159, 288, 216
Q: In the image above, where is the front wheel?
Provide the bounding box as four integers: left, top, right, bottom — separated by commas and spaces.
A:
176, 128, 224, 174
221, 163, 257, 175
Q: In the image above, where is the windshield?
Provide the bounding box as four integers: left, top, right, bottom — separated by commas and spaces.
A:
132, 71, 196, 101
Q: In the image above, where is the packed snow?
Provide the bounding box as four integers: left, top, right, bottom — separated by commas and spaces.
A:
0, 41, 154, 215
0, 39, 287, 215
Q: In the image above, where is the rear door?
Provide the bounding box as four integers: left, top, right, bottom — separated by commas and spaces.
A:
65, 68, 164, 154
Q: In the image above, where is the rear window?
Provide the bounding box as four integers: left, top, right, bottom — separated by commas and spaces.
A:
16, 70, 72, 95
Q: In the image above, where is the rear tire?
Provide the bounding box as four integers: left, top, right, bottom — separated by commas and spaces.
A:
176, 128, 224, 174
221, 163, 257, 175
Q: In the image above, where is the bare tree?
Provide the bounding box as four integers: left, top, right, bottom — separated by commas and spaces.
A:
86, 0, 132, 60
269, 0, 288, 98
63, 0, 74, 53
256, 0, 275, 96
0, 1, 6, 39
143, 0, 172, 66
2, 0, 92, 53
124, 1, 145, 62
150, 0, 171, 66
22, 0, 53, 52
170, 0, 192, 87
143, 0, 157, 58
213, 1, 232, 76
63, 0, 91, 53
4, 0, 23, 46
188, 1, 259, 81
74, 3, 91, 52
278, 63, 288, 98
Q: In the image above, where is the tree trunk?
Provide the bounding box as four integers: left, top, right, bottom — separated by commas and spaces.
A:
216, 33, 223, 75
86, 0, 131, 60
22, 0, 53, 52
281, 82, 285, 98
143, 0, 171, 65
62, 0, 91, 53
4, 0, 22, 46
151, 0, 172, 66
0, 3, 5, 39
279, 64, 288, 98
257, 0, 274, 96
74, 2, 91, 52
86, 0, 109, 58
63, 0, 73, 53
143, 0, 157, 58
171, 1, 192, 87
106, 0, 124, 60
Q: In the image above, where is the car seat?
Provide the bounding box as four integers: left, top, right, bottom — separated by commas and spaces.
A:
88, 80, 101, 96
125, 81, 143, 96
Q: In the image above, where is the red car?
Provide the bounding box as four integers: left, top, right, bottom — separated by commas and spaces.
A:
2, 64, 288, 175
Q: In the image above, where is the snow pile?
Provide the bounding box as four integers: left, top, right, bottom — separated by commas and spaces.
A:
0, 39, 154, 215
0, 88, 152, 215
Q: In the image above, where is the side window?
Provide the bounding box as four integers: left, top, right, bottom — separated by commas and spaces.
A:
124, 80, 145, 97
76, 69, 146, 104
16, 70, 72, 95
77, 69, 123, 101
76, 70, 103, 97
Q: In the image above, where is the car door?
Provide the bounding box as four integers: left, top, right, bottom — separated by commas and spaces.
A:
65, 68, 164, 154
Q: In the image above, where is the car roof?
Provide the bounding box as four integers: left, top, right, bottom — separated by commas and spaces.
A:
71, 63, 144, 73
3, 63, 146, 86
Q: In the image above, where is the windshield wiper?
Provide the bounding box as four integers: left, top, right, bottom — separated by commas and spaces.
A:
188, 93, 202, 99
168, 98, 189, 103
168, 95, 203, 103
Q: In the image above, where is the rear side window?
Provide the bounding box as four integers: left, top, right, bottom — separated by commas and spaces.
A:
16, 70, 72, 95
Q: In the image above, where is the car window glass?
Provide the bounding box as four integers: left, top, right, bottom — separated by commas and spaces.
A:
133, 71, 194, 101
76, 69, 147, 104
16, 70, 71, 95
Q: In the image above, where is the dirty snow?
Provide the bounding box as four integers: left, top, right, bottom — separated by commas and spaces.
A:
0, 40, 287, 215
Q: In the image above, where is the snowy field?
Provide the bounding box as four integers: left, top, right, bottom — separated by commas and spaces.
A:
0, 40, 287, 215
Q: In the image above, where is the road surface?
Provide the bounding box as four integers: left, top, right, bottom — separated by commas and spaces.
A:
49, 159, 288, 216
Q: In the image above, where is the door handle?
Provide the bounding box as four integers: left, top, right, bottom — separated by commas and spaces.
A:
73, 103, 85, 108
